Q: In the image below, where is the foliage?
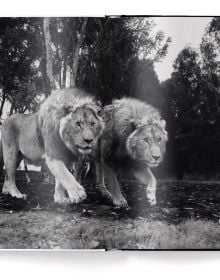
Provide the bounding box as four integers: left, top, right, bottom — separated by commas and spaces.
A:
0, 17, 170, 111
200, 17, 220, 87
126, 17, 171, 62
163, 39, 220, 177
0, 18, 44, 114
79, 17, 171, 104
130, 58, 162, 108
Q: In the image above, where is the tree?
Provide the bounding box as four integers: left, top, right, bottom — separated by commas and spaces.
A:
70, 18, 88, 87
0, 17, 171, 113
129, 59, 162, 108
200, 17, 220, 122
43, 17, 54, 95
79, 17, 171, 104
0, 18, 44, 115
126, 17, 171, 62
47, 17, 89, 89
163, 46, 220, 178
200, 17, 220, 89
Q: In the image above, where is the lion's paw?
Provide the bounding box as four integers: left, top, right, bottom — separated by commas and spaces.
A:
148, 197, 156, 206
146, 192, 156, 206
113, 195, 128, 208
54, 194, 71, 205
2, 187, 27, 200
68, 185, 87, 204
99, 186, 113, 200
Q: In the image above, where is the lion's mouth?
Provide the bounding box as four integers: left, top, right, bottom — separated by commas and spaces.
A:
137, 157, 160, 167
147, 158, 162, 168
76, 145, 92, 154
148, 162, 159, 168
144, 157, 161, 167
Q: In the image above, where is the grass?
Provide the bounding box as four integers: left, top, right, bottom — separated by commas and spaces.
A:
0, 174, 220, 250
0, 211, 115, 249
0, 210, 220, 250
115, 219, 220, 249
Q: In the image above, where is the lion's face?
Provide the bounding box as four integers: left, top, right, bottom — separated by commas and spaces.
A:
59, 107, 104, 155
126, 124, 168, 168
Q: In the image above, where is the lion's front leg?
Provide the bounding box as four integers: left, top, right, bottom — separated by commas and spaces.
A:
95, 161, 112, 200
145, 168, 156, 205
134, 167, 157, 205
46, 158, 87, 204
2, 145, 27, 200
104, 163, 128, 208
54, 179, 71, 205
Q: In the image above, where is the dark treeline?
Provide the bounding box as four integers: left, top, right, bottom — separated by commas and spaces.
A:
0, 16, 219, 179
160, 17, 220, 179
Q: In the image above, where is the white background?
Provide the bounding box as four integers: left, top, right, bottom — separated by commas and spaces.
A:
1, 0, 220, 279
1, 250, 220, 280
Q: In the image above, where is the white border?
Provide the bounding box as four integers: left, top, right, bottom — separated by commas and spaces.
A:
0, 0, 220, 16
0, 1, 220, 279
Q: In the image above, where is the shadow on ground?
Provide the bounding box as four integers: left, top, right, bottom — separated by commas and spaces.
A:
1, 171, 220, 225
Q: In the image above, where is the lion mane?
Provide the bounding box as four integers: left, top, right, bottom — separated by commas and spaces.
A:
103, 98, 167, 142
97, 97, 168, 207
1, 88, 104, 204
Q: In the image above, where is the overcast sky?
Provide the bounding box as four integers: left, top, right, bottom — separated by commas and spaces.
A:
152, 17, 212, 82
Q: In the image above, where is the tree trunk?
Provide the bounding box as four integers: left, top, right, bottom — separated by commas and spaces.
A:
80, 18, 110, 86
0, 93, 6, 118
43, 17, 54, 95
40, 56, 48, 95
62, 20, 70, 88
62, 58, 67, 88
9, 104, 14, 115
42, 18, 55, 182
70, 18, 88, 87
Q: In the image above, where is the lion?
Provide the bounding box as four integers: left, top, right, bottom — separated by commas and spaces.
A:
0, 124, 31, 183
0, 88, 104, 204
95, 97, 168, 207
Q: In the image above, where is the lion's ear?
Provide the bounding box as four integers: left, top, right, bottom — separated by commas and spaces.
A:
96, 103, 103, 116
89, 102, 103, 117
130, 119, 142, 130
130, 121, 136, 131
160, 119, 166, 129
63, 105, 73, 116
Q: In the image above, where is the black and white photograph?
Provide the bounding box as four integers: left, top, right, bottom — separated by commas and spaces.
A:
0, 16, 219, 250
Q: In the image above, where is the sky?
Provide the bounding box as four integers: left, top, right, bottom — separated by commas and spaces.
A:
153, 17, 212, 82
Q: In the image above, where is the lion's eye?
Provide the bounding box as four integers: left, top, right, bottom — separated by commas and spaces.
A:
90, 122, 95, 127
157, 137, 162, 143
144, 138, 149, 143
76, 121, 81, 127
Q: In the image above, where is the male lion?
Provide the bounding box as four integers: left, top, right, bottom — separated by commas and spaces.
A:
96, 97, 168, 207
0, 88, 104, 204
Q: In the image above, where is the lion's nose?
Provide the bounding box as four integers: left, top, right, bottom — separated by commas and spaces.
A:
152, 155, 160, 161
84, 138, 93, 145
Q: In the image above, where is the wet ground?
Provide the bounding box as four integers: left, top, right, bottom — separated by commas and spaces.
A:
1, 171, 220, 225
